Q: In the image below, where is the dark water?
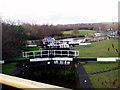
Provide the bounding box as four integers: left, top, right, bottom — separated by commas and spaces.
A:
19, 64, 76, 89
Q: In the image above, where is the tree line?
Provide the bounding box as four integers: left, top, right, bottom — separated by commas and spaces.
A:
2, 23, 27, 60
57, 23, 118, 32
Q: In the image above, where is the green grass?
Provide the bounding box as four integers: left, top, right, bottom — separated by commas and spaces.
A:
63, 30, 97, 34
74, 39, 118, 57
78, 30, 97, 34
24, 46, 41, 51
83, 61, 118, 73
2, 63, 17, 74
11, 56, 28, 60
83, 61, 119, 88
63, 31, 73, 34
89, 70, 119, 88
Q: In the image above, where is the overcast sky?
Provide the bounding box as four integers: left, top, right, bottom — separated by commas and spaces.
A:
0, 0, 119, 25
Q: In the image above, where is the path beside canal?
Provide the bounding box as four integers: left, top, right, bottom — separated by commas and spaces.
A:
76, 64, 93, 89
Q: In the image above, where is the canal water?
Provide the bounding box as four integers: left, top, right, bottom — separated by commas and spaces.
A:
18, 64, 76, 89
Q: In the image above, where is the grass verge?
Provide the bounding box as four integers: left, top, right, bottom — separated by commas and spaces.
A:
2, 63, 17, 74
74, 39, 118, 57
83, 61, 119, 88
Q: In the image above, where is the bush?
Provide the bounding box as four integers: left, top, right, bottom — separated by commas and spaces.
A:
2, 23, 27, 60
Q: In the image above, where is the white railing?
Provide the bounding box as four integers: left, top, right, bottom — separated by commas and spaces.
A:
23, 50, 79, 58
48, 43, 70, 48
53, 40, 71, 44
23, 50, 50, 58
52, 50, 79, 57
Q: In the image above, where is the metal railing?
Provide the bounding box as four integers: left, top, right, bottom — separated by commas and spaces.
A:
23, 50, 79, 58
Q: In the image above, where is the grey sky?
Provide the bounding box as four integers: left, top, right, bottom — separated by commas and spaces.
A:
0, 0, 119, 25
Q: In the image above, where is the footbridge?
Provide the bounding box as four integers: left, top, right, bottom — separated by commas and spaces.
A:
23, 50, 79, 58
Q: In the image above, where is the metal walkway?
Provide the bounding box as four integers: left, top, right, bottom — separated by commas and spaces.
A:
23, 50, 79, 58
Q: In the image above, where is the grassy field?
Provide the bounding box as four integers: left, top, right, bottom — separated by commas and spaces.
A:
63, 30, 97, 34
83, 61, 119, 88
63, 30, 73, 34
78, 30, 97, 34
74, 39, 118, 57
